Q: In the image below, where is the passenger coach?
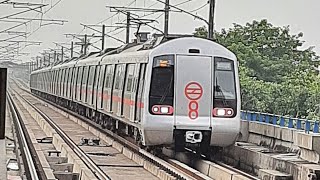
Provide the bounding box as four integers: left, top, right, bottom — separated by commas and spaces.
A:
30, 36, 240, 152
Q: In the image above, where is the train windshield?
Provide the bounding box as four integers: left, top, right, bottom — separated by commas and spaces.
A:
214, 58, 236, 100
149, 55, 174, 115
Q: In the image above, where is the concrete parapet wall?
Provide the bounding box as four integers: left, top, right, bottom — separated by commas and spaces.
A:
223, 142, 320, 180
238, 120, 320, 163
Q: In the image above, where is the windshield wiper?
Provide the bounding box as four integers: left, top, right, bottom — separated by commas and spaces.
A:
159, 74, 173, 104
215, 77, 228, 106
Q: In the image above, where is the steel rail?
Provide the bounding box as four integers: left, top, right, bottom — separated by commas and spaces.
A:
9, 86, 111, 180
12, 80, 203, 180
7, 93, 40, 180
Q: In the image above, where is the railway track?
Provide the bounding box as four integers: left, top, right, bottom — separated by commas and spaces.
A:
9, 77, 258, 180
7, 89, 40, 180
8, 79, 211, 180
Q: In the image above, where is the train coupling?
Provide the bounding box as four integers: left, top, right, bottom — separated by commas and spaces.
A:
185, 131, 203, 143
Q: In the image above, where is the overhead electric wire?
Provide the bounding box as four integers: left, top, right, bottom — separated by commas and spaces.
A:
0, 5, 47, 20
174, 0, 194, 6
111, 28, 125, 36
190, 2, 209, 13
12, 0, 65, 55
155, 0, 209, 24
138, 0, 197, 19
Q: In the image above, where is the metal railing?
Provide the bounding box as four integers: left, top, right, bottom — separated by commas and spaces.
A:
240, 110, 320, 134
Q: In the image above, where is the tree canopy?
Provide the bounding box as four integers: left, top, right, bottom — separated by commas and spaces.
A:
194, 19, 320, 119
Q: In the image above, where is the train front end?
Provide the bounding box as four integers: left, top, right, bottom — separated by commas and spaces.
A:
142, 37, 240, 151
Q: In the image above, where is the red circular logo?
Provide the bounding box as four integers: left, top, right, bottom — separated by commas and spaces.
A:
184, 82, 203, 100
184, 82, 203, 120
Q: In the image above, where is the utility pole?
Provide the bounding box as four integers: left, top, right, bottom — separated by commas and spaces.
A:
208, 0, 215, 39
36, 57, 39, 69
71, 41, 74, 58
48, 53, 51, 65
61, 46, 64, 62
164, 0, 169, 37
84, 34, 87, 55
0, 68, 7, 140
101, 25, 105, 50
54, 51, 57, 62
126, 12, 130, 43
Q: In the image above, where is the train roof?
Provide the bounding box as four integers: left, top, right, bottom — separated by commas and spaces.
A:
31, 35, 237, 75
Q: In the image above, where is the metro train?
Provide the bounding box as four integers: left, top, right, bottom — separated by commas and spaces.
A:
30, 35, 241, 152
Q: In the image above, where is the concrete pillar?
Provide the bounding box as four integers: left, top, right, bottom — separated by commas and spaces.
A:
0, 68, 7, 180
0, 68, 7, 140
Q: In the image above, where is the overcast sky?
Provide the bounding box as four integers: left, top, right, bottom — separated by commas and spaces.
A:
0, 0, 319, 63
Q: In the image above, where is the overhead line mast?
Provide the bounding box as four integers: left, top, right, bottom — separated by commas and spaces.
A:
164, 0, 169, 37
208, 0, 215, 39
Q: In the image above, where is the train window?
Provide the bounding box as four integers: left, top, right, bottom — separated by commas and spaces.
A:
214, 58, 236, 100
99, 65, 106, 88
135, 63, 146, 121
68, 68, 72, 84
104, 65, 115, 89
57, 70, 60, 93
76, 67, 83, 99
88, 66, 95, 86
72, 67, 77, 86
149, 55, 175, 115
125, 64, 135, 92
83, 66, 89, 101
82, 66, 89, 85
63, 69, 67, 95
94, 65, 100, 89
52, 71, 55, 93
61, 69, 65, 90
77, 67, 83, 85
46, 72, 49, 91
58, 70, 63, 95
68, 68, 73, 96
48, 72, 50, 92
71, 67, 77, 97
213, 57, 237, 117
64, 69, 69, 96
114, 65, 122, 90
114, 64, 124, 90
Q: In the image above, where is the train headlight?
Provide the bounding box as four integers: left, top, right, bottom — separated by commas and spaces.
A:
217, 109, 226, 116
151, 105, 173, 115
160, 107, 169, 114
227, 110, 233, 115
153, 106, 159, 112
213, 108, 234, 117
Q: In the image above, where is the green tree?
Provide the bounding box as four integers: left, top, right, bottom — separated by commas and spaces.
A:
194, 20, 320, 119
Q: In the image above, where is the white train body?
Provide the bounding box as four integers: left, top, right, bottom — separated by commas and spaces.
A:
30, 37, 240, 150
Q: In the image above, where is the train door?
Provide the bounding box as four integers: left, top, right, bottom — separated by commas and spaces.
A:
53, 71, 56, 94
71, 67, 77, 100
135, 64, 146, 123
92, 65, 100, 108
87, 66, 96, 106
103, 65, 115, 112
123, 64, 137, 121
49, 71, 52, 94
97, 65, 106, 110
67, 68, 73, 99
174, 55, 212, 130
76, 67, 83, 101
58, 70, 62, 97
63, 69, 69, 98
112, 64, 125, 116
81, 66, 89, 103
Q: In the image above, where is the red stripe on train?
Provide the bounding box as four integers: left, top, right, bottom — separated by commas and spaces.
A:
79, 88, 144, 108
